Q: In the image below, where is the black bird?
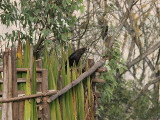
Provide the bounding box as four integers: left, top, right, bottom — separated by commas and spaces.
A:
65, 47, 87, 71
101, 25, 108, 40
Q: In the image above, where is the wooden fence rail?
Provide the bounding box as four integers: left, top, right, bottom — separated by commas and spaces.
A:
0, 46, 107, 120
0, 47, 52, 120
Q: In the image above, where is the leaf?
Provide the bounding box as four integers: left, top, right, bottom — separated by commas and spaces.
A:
31, 58, 38, 120
80, 6, 85, 13
24, 69, 31, 120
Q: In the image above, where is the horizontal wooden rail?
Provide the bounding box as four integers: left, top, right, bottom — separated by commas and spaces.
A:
0, 91, 25, 96
0, 90, 57, 103
0, 78, 42, 83
0, 91, 45, 96
0, 67, 45, 72
92, 79, 105, 83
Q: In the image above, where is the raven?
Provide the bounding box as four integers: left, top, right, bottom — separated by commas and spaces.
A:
65, 47, 86, 70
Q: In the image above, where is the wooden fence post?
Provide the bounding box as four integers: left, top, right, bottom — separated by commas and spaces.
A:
2, 48, 18, 120
8, 50, 13, 120
42, 70, 50, 120
2, 49, 9, 120
11, 47, 18, 120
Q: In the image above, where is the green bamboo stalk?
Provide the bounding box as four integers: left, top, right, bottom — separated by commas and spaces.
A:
61, 51, 68, 120
43, 45, 62, 120
16, 40, 23, 90
31, 58, 38, 120
50, 50, 62, 120
23, 40, 31, 120
61, 50, 72, 120
51, 50, 59, 86
43, 46, 57, 120
66, 58, 74, 120
22, 40, 30, 90
68, 44, 73, 56
50, 66, 62, 120
24, 69, 31, 120
77, 61, 85, 120
72, 67, 78, 120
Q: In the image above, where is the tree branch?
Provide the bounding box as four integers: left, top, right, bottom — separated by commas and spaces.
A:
33, 37, 44, 55
126, 76, 160, 112
107, 0, 136, 49
127, 41, 160, 69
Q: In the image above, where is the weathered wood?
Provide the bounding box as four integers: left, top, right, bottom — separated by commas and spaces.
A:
48, 59, 105, 103
0, 91, 26, 96
8, 50, 13, 120
36, 59, 42, 68
36, 97, 42, 103
0, 90, 43, 96
2, 49, 9, 120
42, 70, 50, 120
36, 59, 43, 119
92, 79, 106, 83
17, 68, 44, 72
0, 78, 42, 83
94, 92, 102, 98
97, 67, 107, 72
0, 67, 44, 72
11, 47, 19, 120
0, 90, 56, 103
36, 59, 43, 92
88, 58, 95, 68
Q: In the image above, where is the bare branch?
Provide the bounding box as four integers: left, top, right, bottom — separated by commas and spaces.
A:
127, 42, 160, 69
126, 76, 160, 111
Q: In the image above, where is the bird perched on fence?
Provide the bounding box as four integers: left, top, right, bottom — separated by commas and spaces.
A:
65, 47, 87, 71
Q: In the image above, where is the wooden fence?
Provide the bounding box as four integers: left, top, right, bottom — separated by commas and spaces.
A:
0, 47, 106, 120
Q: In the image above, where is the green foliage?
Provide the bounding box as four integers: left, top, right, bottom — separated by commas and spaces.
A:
97, 40, 127, 119
0, 0, 84, 46
97, 40, 160, 120
43, 45, 62, 120
42, 44, 89, 120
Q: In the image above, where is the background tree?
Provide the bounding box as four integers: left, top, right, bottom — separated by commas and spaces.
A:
1, 0, 160, 119
0, 0, 84, 57
70, 0, 160, 119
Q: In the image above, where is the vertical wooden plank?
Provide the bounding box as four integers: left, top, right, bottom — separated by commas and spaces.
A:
36, 59, 42, 92
8, 50, 13, 120
2, 49, 9, 120
42, 70, 50, 120
36, 59, 42, 119
18, 96, 24, 120
11, 47, 18, 120
36, 59, 42, 68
